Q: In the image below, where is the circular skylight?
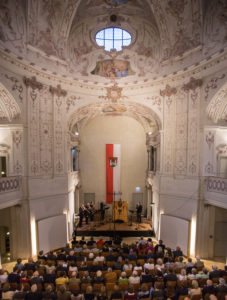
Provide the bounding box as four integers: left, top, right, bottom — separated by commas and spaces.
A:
95, 27, 132, 52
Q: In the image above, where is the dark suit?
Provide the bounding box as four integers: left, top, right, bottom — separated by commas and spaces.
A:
136, 203, 142, 223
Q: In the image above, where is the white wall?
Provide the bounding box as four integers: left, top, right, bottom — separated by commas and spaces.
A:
79, 115, 147, 211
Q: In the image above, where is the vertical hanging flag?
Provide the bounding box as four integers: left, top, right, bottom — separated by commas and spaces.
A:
106, 144, 121, 204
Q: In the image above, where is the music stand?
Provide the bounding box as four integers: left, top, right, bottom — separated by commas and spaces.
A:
128, 210, 135, 226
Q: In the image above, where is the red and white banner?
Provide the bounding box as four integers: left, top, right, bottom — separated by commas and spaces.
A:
106, 144, 121, 204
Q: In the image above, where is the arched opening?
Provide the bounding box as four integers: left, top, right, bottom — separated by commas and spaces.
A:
67, 101, 161, 231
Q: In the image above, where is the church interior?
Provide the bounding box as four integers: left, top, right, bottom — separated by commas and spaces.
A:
0, 0, 227, 280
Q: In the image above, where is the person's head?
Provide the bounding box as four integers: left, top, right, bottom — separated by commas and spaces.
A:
113, 285, 119, 292
202, 268, 208, 274
17, 258, 22, 264
33, 271, 39, 277
117, 256, 122, 262
45, 285, 53, 293
96, 270, 102, 277
209, 295, 217, 300
144, 268, 149, 275
59, 285, 66, 294
212, 264, 218, 271
191, 280, 199, 289
84, 271, 89, 277
156, 258, 163, 265
71, 271, 77, 278
141, 284, 148, 292
207, 279, 213, 286
188, 258, 192, 263
191, 268, 197, 275
127, 285, 134, 293
28, 257, 34, 263
71, 260, 76, 267
121, 272, 126, 278
181, 269, 186, 276
108, 267, 112, 272
13, 266, 19, 273
86, 285, 93, 294
159, 240, 163, 245
69, 250, 74, 256
89, 252, 94, 259
31, 284, 38, 293
219, 278, 225, 285
132, 270, 138, 277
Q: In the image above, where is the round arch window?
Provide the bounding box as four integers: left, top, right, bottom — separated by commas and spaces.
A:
95, 27, 132, 52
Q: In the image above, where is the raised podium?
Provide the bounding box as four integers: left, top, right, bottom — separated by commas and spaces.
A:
113, 200, 128, 222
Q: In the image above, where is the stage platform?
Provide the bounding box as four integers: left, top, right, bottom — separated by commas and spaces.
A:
76, 220, 154, 238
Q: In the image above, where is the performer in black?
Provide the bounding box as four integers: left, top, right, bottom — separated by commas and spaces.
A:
86, 202, 93, 222
136, 201, 143, 223
100, 201, 106, 221
78, 204, 84, 227
79, 204, 89, 227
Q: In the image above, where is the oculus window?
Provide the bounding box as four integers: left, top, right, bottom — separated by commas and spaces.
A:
95, 27, 132, 51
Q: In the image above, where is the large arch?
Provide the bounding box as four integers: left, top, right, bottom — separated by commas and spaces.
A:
67, 101, 162, 134
206, 82, 227, 123
0, 83, 21, 122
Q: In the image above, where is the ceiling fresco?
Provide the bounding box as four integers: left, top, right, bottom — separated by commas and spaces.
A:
0, 0, 226, 85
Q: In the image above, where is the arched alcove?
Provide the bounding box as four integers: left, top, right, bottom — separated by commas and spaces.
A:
79, 115, 148, 215
0, 83, 21, 122
206, 82, 227, 123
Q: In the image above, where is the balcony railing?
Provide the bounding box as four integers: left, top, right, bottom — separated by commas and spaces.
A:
206, 176, 227, 195
0, 176, 21, 194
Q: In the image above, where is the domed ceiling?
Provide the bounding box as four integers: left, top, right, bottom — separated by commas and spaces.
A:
0, 0, 226, 86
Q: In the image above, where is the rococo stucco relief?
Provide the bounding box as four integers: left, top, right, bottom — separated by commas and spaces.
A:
0, 0, 226, 84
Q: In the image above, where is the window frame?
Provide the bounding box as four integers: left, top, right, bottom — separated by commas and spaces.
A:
95, 27, 132, 52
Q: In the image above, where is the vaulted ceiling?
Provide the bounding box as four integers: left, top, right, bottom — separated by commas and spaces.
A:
0, 0, 226, 85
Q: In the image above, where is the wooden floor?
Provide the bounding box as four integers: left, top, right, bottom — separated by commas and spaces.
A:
76, 219, 153, 238
77, 220, 152, 232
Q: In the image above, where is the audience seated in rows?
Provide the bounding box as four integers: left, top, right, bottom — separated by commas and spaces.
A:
0, 236, 226, 300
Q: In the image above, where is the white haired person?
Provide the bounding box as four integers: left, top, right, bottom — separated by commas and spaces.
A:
128, 270, 140, 284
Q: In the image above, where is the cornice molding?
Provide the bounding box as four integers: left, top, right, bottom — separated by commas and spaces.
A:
23, 76, 43, 90
182, 77, 203, 92
50, 84, 67, 97
0, 47, 226, 93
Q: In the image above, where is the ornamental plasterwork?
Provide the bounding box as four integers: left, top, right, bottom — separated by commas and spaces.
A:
68, 101, 161, 133
207, 84, 227, 123
182, 77, 203, 92
1, 0, 226, 85
0, 83, 21, 121
99, 84, 127, 103
216, 144, 227, 156
204, 74, 226, 102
